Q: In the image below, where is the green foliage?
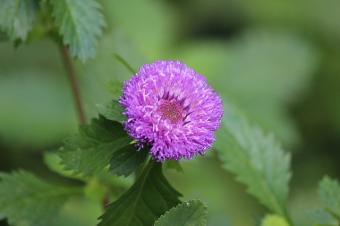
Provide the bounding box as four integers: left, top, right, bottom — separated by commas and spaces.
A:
98, 100, 127, 124
154, 200, 207, 226
49, 0, 106, 61
319, 177, 340, 217
109, 144, 148, 177
308, 209, 338, 226
261, 214, 290, 226
0, 171, 81, 226
59, 116, 140, 177
215, 102, 291, 216
98, 162, 181, 226
0, 0, 37, 41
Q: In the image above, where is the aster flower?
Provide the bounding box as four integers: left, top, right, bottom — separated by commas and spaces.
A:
120, 60, 223, 161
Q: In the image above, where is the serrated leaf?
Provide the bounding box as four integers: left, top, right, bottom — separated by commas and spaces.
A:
0, 0, 37, 41
59, 116, 131, 176
215, 102, 291, 215
308, 209, 338, 226
154, 200, 207, 226
0, 171, 80, 226
98, 162, 181, 226
50, 0, 106, 61
319, 176, 340, 218
98, 100, 126, 124
109, 144, 148, 177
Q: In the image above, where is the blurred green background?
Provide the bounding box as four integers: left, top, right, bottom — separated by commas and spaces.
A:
1, 0, 340, 226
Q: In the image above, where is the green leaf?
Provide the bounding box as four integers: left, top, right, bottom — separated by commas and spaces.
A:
98, 100, 126, 124
98, 162, 182, 226
59, 115, 146, 177
319, 176, 340, 217
0, 171, 80, 226
215, 102, 291, 215
261, 214, 290, 226
308, 209, 338, 226
59, 116, 131, 176
154, 200, 208, 226
109, 144, 148, 177
50, 0, 106, 61
0, 0, 37, 41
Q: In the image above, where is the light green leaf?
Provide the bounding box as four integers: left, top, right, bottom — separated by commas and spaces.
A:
154, 200, 207, 226
50, 0, 106, 61
59, 116, 131, 176
261, 214, 289, 226
215, 102, 291, 215
0, 0, 37, 41
0, 171, 80, 226
98, 162, 181, 226
308, 209, 338, 226
319, 176, 340, 217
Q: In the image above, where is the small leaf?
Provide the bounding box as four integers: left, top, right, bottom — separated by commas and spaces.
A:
154, 200, 208, 226
215, 102, 291, 215
308, 209, 338, 226
59, 116, 131, 176
109, 144, 148, 177
0, 0, 37, 41
0, 171, 80, 226
50, 0, 106, 61
261, 214, 289, 226
98, 100, 126, 124
319, 176, 340, 217
98, 162, 181, 226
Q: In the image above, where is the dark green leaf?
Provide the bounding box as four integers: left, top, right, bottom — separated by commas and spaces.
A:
59, 116, 131, 176
50, 0, 106, 61
109, 144, 148, 177
0, 171, 80, 226
154, 200, 208, 226
0, 0, 37, 41
215, 102, 291, 215
98, 162, 182, 226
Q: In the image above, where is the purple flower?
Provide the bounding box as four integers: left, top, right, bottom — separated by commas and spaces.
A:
120, 60, 223, 161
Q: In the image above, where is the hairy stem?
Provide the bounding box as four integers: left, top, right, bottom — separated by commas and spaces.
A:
60, 46, 86, 124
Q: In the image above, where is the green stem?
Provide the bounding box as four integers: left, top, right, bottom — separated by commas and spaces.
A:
113, 53, 136, 74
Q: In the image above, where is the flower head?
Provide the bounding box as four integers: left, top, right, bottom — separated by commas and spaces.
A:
120, 60, 223, 161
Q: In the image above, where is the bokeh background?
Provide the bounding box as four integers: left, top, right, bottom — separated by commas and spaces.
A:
1, 0, 340, 226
